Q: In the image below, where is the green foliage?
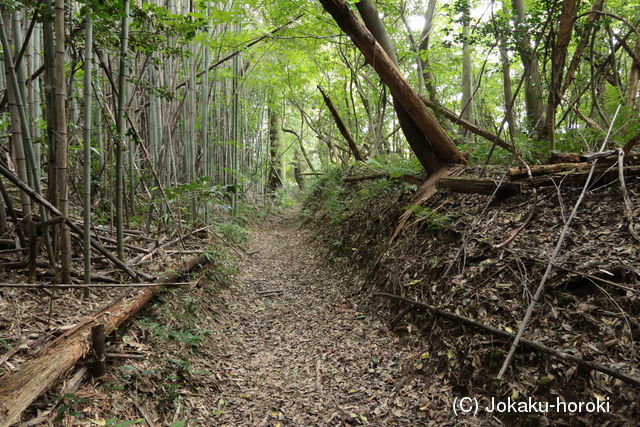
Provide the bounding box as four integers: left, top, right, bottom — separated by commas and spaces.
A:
300, 168, 345, 225
216, 222, 249, 245
365, 154, 422, 178
52, 393, 90, 423
405, 205, 450, 230
138, 318, 205, 351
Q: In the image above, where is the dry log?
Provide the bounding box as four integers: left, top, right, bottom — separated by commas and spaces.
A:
375, 292, 640, 387
436, 177, 521, 197
549, 151, 583, 163
90, 325, 106, 378
509, 162, 594, 179
0, 251, 211, 425
525, 165, 640, 187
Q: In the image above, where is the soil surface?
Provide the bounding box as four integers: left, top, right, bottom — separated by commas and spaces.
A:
208, 212, 434, 425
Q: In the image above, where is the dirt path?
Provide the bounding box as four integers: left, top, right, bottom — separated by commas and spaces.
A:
210, 213, 435, 425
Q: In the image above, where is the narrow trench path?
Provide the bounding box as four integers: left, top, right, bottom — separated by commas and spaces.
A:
210, 212, 434, 425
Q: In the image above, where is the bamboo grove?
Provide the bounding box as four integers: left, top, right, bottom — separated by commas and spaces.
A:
0, 0, 639, 286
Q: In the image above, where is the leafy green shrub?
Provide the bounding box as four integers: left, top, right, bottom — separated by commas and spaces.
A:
365, 153, 422, 178
300, 167, 345, 225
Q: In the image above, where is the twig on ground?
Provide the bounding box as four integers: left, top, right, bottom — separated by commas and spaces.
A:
496, 106, 622, 380
617, 148, 640, 242
375, 292, 640, 387
494, 192, 539, 248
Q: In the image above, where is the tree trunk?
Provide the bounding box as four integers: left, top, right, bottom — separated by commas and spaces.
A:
460, 0, 474, 136
418, 0, 440, 104
561, 0, 605, 98
511, 0, 545, 136
355, 0, 444, 173
320, 0, 465, 168
82, 4, 93, 286
497, 2, 516, 145
626, 36, 640, 107
267, 107, 283, 191
1, 12, 31, 222
543, 0, 579, 148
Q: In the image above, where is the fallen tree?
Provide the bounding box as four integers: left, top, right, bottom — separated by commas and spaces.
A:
509, 155, 640, 179
0, 251, 212, 425
436, 166, 640, 197
436, 177, 521, 197
525, 165, 640, 187
318, 0, 465, 166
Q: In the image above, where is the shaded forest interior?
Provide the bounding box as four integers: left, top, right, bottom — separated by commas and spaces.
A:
0, 0, 639, 424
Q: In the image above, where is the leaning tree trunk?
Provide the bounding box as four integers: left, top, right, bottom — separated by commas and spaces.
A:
317, 85, 365, 161
320, 0, 465, 168
355, 0, 445, 173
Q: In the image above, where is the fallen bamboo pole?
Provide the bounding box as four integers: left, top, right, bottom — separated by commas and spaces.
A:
375, 292, 640, 387
0, 282, 191, 289
0, 163, 150, 281
0, 251, 211, 426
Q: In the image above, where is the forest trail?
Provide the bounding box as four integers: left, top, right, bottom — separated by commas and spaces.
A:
210, 212, 432, 425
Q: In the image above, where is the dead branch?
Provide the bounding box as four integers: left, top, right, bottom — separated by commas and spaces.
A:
617, 148, 640, 242
494, 192, 539, 248
496, 106, 622, 380
0, 163, 151, 281
421, 96, 515, 154
375, 292, 640, 387
623, 132, 640, 154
